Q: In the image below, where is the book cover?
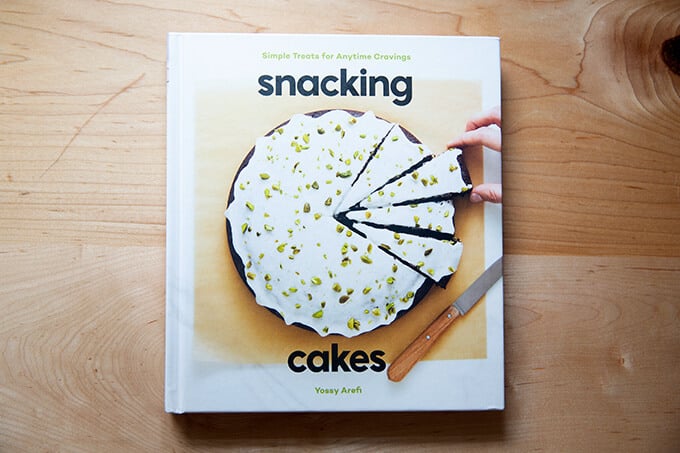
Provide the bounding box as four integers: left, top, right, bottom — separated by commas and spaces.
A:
165, 33, 503, 412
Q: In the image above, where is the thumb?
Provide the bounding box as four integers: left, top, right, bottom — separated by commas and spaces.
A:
470, 183, 502, 204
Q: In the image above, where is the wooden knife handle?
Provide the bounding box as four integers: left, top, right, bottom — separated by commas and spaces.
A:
387, 305, 461, 382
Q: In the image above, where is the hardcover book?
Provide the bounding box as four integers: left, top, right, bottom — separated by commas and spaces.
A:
165, 33, 503, 412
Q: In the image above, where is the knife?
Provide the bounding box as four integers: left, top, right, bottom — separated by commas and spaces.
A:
387, 257, 503, 382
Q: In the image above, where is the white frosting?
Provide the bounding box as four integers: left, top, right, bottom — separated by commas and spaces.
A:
359, 148, 472, 209
345, 200, 456, 236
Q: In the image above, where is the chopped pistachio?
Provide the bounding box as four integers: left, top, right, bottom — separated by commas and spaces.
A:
391, 135, 399, 141
335, 124, 342, 132
259, 173, 270, 180
363, 287, 372, 294
427, 269, 435, 276
346, 288, 354, 295
317, 127, 325, 134
245, 201, 255, 211
303, 202, 311, 213
264, 224, 274, 232
339, 295, 350, 304
312, 181, 319, 190
372, 308, 381, 316
311, 276, 322, 285
246, 272, 256, 280
324, 197, 332, 206
265, 283, 273, 291
386, 276, 395, 284
312, 309, 323, 319
302, 133, 310, 144
289, 287, 298, 293
241, 223, 248, 233
314, 213, 321, 220
345, 230, 353, 237
336, 224, 345, 233
332, 283, 342, 292
392, 264, 398, 272
424, 248, 433, 256
347, 318, 360, 330
336, 170, 352, 178
276, 242, 287, 253
360, 255, 372, 264
365, 211, 372, 219
264, 273, 272, 281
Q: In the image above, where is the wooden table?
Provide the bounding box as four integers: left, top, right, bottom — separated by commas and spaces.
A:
2, 1, 679, 450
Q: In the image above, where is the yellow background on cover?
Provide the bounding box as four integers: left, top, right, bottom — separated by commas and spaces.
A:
193, 80, 485, 364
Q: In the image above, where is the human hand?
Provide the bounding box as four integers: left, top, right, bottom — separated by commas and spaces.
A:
446, 106, 502, 203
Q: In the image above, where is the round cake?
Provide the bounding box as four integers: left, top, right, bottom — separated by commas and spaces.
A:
225, 110, 472, 337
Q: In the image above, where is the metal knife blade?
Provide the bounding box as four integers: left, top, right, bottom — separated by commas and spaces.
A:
453, 256, 503, 315
387, 256, 503, 382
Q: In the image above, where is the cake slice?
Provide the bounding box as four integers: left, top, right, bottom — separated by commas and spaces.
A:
342, 200, 456, 237
357, 148, 472, 209
349, 222, 463, 287
335, 124, 432, 212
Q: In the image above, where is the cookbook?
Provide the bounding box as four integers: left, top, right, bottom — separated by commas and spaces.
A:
165, 33, 503, 412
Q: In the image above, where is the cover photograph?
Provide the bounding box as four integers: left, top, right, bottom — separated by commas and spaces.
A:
165, 33, 503, 412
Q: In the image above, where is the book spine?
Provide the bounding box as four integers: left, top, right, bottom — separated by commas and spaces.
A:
164, 32, 182, 414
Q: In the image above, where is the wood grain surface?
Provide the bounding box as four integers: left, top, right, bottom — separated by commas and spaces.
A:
1, 0, 679, 451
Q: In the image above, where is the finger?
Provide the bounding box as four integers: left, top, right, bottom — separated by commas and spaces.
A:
446, 125, 501, 151
465, 105, 501, 131
469, 183, 502, 204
